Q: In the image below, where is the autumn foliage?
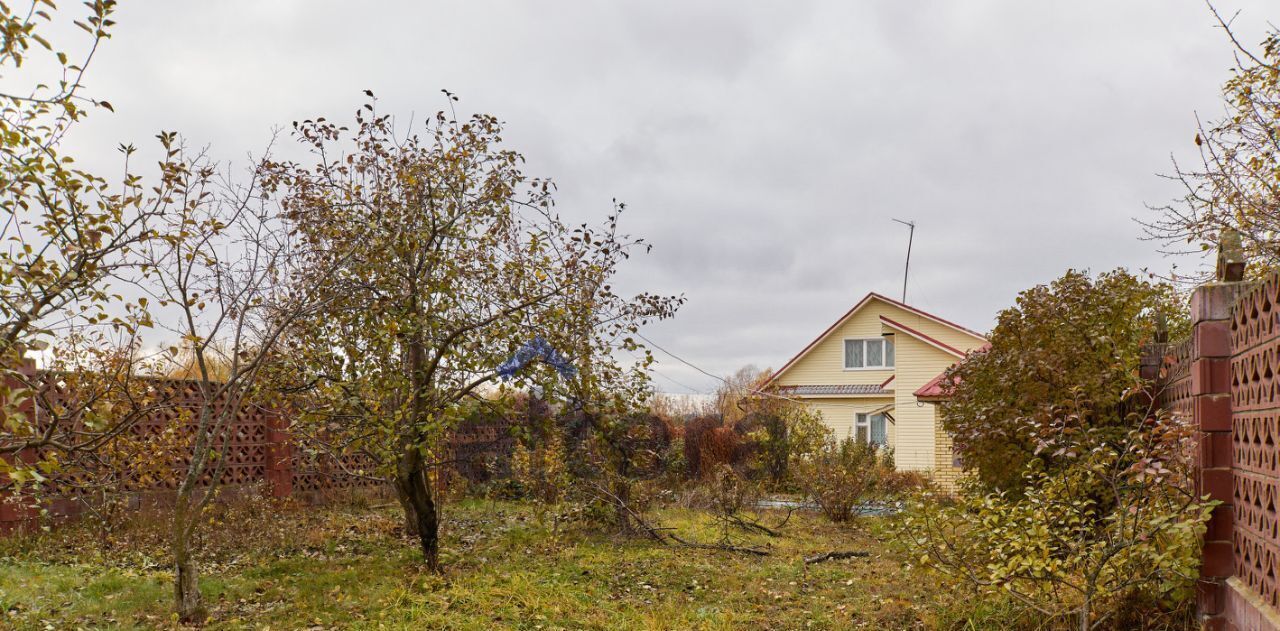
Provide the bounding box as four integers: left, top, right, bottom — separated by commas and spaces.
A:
938, 269, 1186, 493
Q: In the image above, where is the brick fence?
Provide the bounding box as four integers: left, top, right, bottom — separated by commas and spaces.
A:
1149, 243, 1280, 630
0, 374, 514, 534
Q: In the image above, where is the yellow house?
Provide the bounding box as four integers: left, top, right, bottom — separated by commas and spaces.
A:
763, 293, 987, 486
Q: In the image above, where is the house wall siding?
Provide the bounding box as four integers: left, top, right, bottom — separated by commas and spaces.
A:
803, 397, 896, 445
771, 303, 894, 387
891, 332, 961, 470
771, 298, 982, 388
772, 295, 986, 474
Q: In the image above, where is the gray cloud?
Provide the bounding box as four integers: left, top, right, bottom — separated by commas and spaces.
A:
57, 0, 1278, 393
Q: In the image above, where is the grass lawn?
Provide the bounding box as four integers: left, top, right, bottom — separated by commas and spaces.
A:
0, 498, 1010, 630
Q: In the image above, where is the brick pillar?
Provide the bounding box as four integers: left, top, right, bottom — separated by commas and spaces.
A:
1189, 281, 1246, 627
265, 411, 293, 498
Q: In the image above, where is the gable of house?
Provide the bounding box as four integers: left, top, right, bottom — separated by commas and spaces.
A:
766, 293, 984, 388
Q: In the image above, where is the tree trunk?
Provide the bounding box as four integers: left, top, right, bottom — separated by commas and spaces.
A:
394, 482, 420, 537
396, 448, 440, 571
172, 498, 205, 624
399, 331, 441, 567
612, 477, 633, 533
174, 552, 203, 623
172, 405, 212, 627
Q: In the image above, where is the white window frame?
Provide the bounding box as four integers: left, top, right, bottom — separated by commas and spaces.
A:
854, 412, 888, 447
843, 337, 895, 370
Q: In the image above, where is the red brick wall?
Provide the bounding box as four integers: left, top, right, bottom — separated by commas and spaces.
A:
1192, 283, 1242, 627
1153, 276, 1280, 630
1228, 276, 1280, 630
0, 374, 513, 534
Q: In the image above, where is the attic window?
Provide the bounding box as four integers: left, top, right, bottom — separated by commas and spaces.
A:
844, 338, 894, 369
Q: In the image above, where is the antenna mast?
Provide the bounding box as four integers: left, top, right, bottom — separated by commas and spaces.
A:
892, 218, 915, 303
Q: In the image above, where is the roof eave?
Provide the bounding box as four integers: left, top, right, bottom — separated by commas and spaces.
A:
879, 316, 966, 358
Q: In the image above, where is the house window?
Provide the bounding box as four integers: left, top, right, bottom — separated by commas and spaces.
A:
855, 413, 888, 446
844, 337, 894, 369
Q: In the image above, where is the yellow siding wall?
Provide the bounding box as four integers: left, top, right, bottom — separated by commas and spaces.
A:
804, 397, 896, 445
773, 295, 986, 474
890, 332, 960, 470
771, 300, 894, 388
771, 297, 981, 388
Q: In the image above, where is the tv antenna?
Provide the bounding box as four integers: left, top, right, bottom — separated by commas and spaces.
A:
891, 218, 915, 303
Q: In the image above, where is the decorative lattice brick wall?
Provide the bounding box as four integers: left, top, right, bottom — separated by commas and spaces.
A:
20, 376, 295, 493
1151, 338, 1194, 420
1230, 276, 1280, 621
1152, 282, 1242, 627
0, 374, 513, 534
1150, 265, 1280, 630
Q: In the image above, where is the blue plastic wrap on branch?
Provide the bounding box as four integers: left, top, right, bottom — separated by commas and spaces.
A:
496, 336, 577, 380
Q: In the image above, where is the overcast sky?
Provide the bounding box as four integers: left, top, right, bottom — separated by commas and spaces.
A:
60, 1, 1278, 395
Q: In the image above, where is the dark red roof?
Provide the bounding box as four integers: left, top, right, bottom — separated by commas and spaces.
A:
775, 384, 891, 396
913, 372, 951, 401
913, 343, 990, 401
879, 315, 965, 357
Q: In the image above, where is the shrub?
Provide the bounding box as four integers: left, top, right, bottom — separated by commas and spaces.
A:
681, 401, 827, 489
706, 463, 760, 521
795, 434, 899, 523
710, 365, 832, 487
736, 405, 826, 489
940, 268, 1187, 493
661, 435, 687, 482
734, 411, 782, 479
510, 430, 571, 508
784, 408, 836, 487
618, 411, 678, 478
902, 403, 1214, 630
505, 407, 682, 534
683, 416, 743, 478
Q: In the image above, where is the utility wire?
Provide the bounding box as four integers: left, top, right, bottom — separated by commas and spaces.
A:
632, 330, 890, 411
624, 348, 710, 395
651, 372, 707, 395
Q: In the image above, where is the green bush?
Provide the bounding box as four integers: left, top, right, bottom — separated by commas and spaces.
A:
940, 268, 1187, 493
795, 434, 902, 523
902, 404, 1214, 630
